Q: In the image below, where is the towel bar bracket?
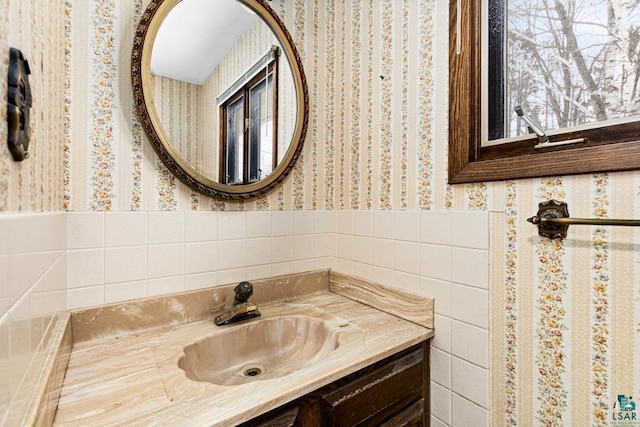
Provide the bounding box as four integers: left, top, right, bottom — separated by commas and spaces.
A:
527, 200, 640, 239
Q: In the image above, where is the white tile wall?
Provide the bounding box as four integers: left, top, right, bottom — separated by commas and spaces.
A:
184, 211, 218, 242
65, 211, 334, 307
0, 212, 67, 422
1, 209, 490, 427
451, 393, 489, 427
105, 212, 146, 247
333, 210, 491, 426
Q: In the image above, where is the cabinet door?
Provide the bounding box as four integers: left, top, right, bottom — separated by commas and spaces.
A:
379, 398, 425, 427
239, 405, 299, 427
318, 347, 425, 427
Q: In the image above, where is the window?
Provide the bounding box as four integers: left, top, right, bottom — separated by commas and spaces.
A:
449, 0, 640, 183
220, 60, 277, 185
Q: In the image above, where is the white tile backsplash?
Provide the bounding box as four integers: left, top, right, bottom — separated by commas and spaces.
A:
451, 357, 489, 408
271, 211, 293, 237
394, 211, 420, 242
217, 267, 247, 285
184, 272, 218, 291
105, 212, 146, 247
335, 234, 353, 260
246, 238, 272, 266
271, 261, 296, 277
105, 280, 147, 303
431, 381, 452, 425
316, 234, 333, 258
185, 242, 218, 274
218, 211, 247, 240
352, 210, 372, 237
351, 262, 373, 280
430, 347, 452, 388
7, 215, 32, 254
9, 253, 33, 301
0, 216, 9, 255
271, 236, 295, 263
394, 241, 420, 274
147, 244, 184, 279
30, 213, 67, 252
294, 234, 316, 260
147, 212, 184, 244
450, 284, 489, 329
184, 211, 217, 242
451, 247, 489, 289
294, 259, 317, 273
372, 211, 394, 239
67, 212, 104, 249
336, 210, 354, 234
0, 255, 8, 312
217, 240, 246, 270
421, 211, 451, 245
104, 246, 147, 284
148, 276, 184, 297
67, 249, 104, 288
352, 236, 372, 264
451, 211, 489, 250
2, 208, 491, 427
431, 416, 450, 427
315, 210, 336, 233
393, 271, 420, 294
67, 286, 104, 310
294, 211, 316, 235
246, 265, 273, 281
371, 238, 395, 269
451, 393, 489, 427
420, 243, 451, 281
421, 277, 451, 316
431, 313, 451, 353
246, 211, 271, 238
371, 265, 394, 286
451, 320, 489, 369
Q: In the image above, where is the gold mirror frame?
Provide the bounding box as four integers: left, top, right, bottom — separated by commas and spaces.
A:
132, 0, 308, 200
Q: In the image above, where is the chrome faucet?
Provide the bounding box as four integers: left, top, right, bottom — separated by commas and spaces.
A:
214, 281, 261, 326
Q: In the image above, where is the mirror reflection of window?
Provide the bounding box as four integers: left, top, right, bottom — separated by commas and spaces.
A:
487, 0, 640, 143
225, 96, 245, 185
249, 73, 275, 181
221, 61, 277, 185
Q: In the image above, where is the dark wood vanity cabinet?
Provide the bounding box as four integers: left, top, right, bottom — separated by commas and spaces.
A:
240, 341, 430, 427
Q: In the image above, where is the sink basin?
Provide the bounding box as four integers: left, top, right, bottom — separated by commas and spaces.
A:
178, 315, 341, 386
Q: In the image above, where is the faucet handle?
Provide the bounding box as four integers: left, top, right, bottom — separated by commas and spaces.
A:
234, 281, 253, 304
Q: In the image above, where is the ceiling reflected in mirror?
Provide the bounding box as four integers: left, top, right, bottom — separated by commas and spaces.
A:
151, 0, 258, 85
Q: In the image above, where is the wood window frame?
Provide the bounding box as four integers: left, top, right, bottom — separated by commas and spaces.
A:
448, 0, 640, 184
219, 60, 279, 185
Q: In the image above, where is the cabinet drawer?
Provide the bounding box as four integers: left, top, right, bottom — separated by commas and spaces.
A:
319, 347, 424, 427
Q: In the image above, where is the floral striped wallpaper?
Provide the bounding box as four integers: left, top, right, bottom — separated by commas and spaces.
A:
65, 0, 452, 212
0, 1, 66, 213
489, 174, 639, 426
1, 0, 639, 425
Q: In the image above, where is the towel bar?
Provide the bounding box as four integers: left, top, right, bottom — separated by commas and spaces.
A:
527, 200, 640, 239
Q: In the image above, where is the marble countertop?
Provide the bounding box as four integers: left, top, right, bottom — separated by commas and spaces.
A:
52, 270, 434, 426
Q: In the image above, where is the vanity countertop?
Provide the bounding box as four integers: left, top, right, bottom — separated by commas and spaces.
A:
51, 270, 434, 426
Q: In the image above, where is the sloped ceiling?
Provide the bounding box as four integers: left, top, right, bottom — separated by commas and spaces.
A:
151, 0, 258, 85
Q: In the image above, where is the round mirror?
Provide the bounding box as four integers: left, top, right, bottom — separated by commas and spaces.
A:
132, 0, 308, 200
